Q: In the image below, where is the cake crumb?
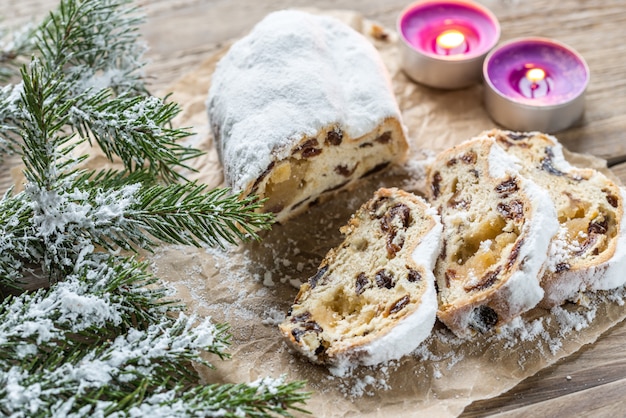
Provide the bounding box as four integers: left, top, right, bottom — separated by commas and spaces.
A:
263, 271, 274, 287
262, 307, 285, 326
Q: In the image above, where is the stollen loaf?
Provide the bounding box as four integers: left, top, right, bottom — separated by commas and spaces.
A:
207, 10, 408, 223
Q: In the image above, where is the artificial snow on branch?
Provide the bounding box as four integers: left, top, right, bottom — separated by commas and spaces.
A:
0, 0, 306, 416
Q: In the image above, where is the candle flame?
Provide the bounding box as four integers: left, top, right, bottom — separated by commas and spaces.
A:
436, 30, 465, 50
525, 68, 546, 83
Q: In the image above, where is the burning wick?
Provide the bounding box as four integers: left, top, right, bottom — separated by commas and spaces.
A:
520, 66, 549, 98
435, 30, 467, 55
526, 68, 546, 86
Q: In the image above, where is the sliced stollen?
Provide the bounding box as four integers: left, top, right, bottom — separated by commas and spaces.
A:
487, 129, 626, 307
207, 10, 408, 224
426, 135, 558, 337
279, 188, 442, 373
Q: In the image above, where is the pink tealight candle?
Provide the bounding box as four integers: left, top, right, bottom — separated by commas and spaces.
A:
398, 0, 500, 89
483, 37, 590, 133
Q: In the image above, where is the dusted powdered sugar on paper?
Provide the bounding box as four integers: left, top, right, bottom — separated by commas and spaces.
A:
206, 10, 402, 192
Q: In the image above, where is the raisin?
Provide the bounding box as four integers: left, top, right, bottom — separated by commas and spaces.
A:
446, 158, 458, 167
314, 343, 327, 356
382, 203, 411, 231
460, 151, 477, 164
325, 129, 343, 146
369, 196, 389, 218
440, 237, 447, 259
309, 265, 329, 288
603, 189, 619, 208
575, 219, 606, 256
469, 305, 499, 333
431, 172, 442, 199
291, 328, 306, 342
302, 147, 322, 158
389, 295, 410, 315
497, 200, 524, 220
444, 269, 456, 288
375, 269, 395, 289
507, 132, 531, 141
506, 239, 524, 271
375, 131, 392, 144
293, 138, 316, 152
302, 321, 323, 333
295, 138, 321, 158
355, 273, 369, 295
291, 312, 311, 323
540, 147, 565, 176
361, 162, 390, 178
470, 169, 480, 178
380, 204, 410, 258
555, 262, 570, 272
334, 164, 357, 177
447, 188, 470, 209
588, 219, 608, 235
359, 142, 374, 148
495, 178, 519, 196
251, 161, 275, 193
496, 133, 530, 149
464, 267, 501, 292
575, 234, 599, 256
386, 232, 404, 259
291, 321, 323, 342
407, 268, 421, 282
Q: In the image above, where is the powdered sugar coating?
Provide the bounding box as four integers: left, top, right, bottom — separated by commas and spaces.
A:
206, 10, 402, 192
486, 139, 521, 178
495, 174, 558, 313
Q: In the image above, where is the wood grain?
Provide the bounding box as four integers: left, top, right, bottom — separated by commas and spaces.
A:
4, 0, 626, 416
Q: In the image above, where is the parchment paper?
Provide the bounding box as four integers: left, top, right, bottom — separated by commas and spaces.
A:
145, 10, 625, 417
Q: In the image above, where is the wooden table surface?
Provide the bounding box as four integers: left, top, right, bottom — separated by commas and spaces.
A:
9, 0, 626, 416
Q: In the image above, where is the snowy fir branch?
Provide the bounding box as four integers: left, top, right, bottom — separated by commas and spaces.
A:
0, 0, 306, 417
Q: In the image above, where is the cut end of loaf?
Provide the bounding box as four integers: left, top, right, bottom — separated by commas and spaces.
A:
249, 118, 407, 224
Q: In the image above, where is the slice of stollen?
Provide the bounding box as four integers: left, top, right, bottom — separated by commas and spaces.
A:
426, 135, 558, 337
487, 129, 626, 307
279, 188, 441, 374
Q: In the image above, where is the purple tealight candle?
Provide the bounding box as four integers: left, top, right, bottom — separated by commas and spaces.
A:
483, 37, 590, 133
398, 0, 500, 89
